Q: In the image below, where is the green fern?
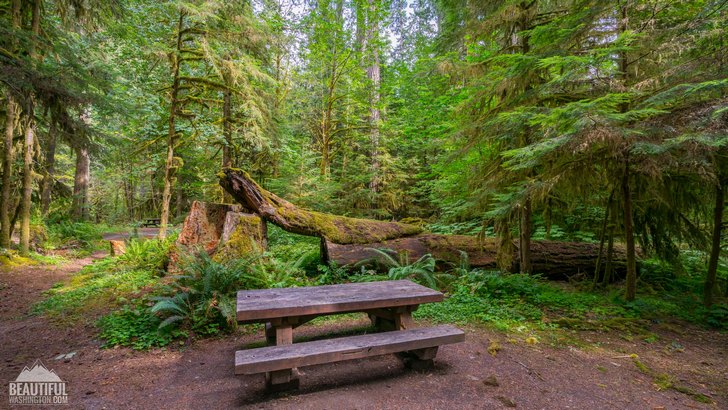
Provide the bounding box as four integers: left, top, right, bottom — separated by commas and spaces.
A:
150, 250, 307, 333
356, 248, 453, 290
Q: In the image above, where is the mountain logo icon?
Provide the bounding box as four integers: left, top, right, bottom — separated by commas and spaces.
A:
14, 360, 63, 383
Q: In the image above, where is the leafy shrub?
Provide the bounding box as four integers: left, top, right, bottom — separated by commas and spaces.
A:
267, 225, 321, 273
315, 262, 348, 285
98, 305, 187, 349
427, 220, 484, 235
46, 221, 104, 249
706, 304, 728, 330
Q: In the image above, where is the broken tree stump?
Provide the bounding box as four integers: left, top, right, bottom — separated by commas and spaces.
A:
169, 200, 266, 271
214, 211, 268, 263
109, 240, 126, 256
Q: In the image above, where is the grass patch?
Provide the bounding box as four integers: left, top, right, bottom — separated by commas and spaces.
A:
32, 259, 159, 323
414, 270, 728, 334
32, 237, 174, 324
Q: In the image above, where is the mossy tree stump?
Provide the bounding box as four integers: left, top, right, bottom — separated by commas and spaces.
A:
169, 200, 266, 271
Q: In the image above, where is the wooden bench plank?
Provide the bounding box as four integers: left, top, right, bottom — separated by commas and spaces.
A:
235, 325, 464, 375
237, 280, 443, 322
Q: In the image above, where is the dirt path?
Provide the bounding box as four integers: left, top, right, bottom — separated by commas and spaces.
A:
0, 258, 726, 409
102, 228, 160, 241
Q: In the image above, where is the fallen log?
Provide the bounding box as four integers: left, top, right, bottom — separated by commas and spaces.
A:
219, 168, 422, 244
323, 235, 628, 279
219, 168, 629, 278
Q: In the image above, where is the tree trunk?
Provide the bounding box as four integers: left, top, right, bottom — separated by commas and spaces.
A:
219, 168, 422, 244
320, 136, 330, 177
705, 180, 724, 307
323, 235, 629, 279
72, 145, 90, 221
40, 121, 57, 216
222, 87, 233, 203
623, 160, 637, 301
618, 3, 636, 301
159, 11, 185, 240
365, 0, 381, 194
20, 0, 41, 254
603, 216, 616, 286
519, 197, 532, 274
175, 186, 183, 220
19, 117, 34, 255
594, 190, 614, 286
9, 197, 20, 240
1, 97, 16, 248
1, 0, 20, 248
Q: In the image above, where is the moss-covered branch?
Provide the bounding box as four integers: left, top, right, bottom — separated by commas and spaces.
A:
218, 168, 423, 244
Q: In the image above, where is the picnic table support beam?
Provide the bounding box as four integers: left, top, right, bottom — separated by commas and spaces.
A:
264, 323, 299, 391
367, 306, 417, 331
398, 346, 439, 370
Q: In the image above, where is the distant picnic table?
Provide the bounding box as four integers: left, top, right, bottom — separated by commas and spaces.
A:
235, 280, 465, 391
140, 218, 161, 227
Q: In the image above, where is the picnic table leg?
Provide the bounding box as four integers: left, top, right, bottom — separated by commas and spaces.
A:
398, 346, 439, 370
367, 306, 417, 331
394, 307, 415, 330
264, 323, 276, 345
264, 321, 299, 391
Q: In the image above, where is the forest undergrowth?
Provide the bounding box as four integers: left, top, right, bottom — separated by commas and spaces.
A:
29, 223, 728, 351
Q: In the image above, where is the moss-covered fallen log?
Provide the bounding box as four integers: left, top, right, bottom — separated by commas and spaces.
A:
323, 235, 627, 279
219, 168, 422, 244
219, 168, 629, 278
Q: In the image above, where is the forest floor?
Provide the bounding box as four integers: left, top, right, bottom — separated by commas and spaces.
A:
0, 254, 726, 409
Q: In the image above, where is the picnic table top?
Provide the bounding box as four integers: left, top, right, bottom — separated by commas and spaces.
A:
236, 280, 443, 322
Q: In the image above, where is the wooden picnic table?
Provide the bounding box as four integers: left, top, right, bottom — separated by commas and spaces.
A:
140, 218, 161, 227
235, 280, 464, 391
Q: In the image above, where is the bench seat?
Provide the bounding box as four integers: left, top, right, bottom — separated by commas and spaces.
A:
235, 325, 464, 375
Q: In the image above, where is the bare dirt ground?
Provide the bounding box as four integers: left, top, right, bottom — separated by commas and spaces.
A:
0, 256, 726, 409
102, 228, 160, 241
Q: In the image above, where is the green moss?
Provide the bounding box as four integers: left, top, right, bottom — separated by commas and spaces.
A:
213, 215, 266, 263
632, 358, 650, 374
276, 205, 422, 244
631, 358, 714, 404
0, 250, 37, 267
224, 169, 422, 244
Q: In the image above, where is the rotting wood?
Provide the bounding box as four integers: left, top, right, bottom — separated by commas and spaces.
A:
169, 200, 265, 271
109, 240, 126, 256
